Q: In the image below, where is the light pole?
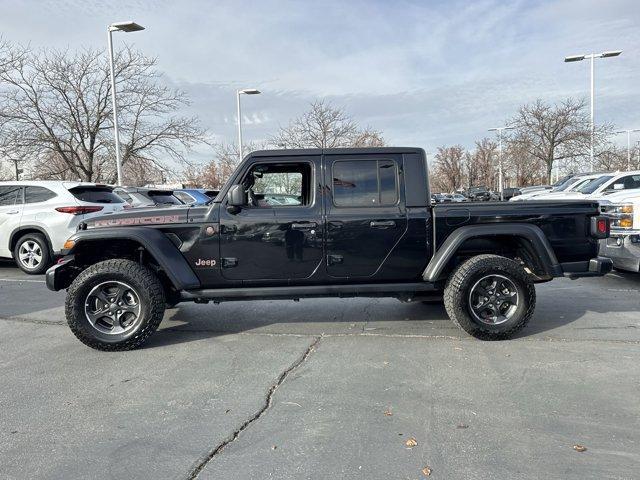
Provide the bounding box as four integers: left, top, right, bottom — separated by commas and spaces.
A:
488, 126, 514, 200
236, 88, 261, 162
615, 129, 640, 170
564, 50, 622, 172
107, 21, 145, 186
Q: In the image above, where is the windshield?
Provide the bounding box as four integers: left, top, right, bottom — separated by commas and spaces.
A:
567, 178, 593, 191
576, 175, 614, 194
554, 176, 580, 192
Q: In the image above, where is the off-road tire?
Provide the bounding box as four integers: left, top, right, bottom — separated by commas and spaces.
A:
444, 254, 535, 340
66, 259, 165, 351
14, 233, 51, 274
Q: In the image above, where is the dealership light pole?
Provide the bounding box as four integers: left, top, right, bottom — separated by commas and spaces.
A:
615, 129, 640, 170
488, 126, 514, 200
564, 50, 622, 172
236, 88, 261, 162
107, 21, 145, 186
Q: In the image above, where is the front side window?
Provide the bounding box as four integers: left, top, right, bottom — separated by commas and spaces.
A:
244, 162, 311, 207
611, 174, 640, 191
25, 186, 57, 204
332, 159, 398, 207
0, 186, 21, 206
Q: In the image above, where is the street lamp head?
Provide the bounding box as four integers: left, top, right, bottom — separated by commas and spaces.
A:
564, 54, 585, 62
601, 50, 622, 58
109, 21, 145, 33
239, 88, 261, 95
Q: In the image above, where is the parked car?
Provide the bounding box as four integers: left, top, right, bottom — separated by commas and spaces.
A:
510, 174, 600, 201
532, 171, 640, 201
466, 186, 491, 201
450, 193, 468, 202
113, 187, 184, 208
173, 189, 215, 205
0, 181, 126, 273
598, 188, 640, 272
46, 147, 612, 351
502, 188, 521, 201
432, 193, 452, 203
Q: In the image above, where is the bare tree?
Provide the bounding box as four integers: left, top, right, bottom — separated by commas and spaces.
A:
503, 139, 547, 187
431, 145, 465, 192
465, 138, 498, 189
509, 98, 596, 183
0, 42, 205, 183
270, 100, 385, 149
595, 143, 628, 172
185, 141, 264, 189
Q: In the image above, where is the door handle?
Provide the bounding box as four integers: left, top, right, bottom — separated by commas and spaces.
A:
370, 220, 396, 229
6, 210, 20, 215
291, 222, 317, 230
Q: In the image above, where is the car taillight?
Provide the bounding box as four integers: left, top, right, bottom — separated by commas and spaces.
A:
55, 206, 104, 215
590, 215, 610, 239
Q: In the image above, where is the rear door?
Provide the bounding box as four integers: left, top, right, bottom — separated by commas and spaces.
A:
0, 185, 23, 257
323, 154, 407, 278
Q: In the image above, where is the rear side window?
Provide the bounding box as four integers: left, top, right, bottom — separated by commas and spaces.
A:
70, 187, 125, 204
0, 186, 21, 206
332, 159, 398, 207
25, 186, 57, 204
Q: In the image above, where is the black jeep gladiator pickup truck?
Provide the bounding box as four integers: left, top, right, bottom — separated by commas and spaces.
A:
46, 147, 612, 350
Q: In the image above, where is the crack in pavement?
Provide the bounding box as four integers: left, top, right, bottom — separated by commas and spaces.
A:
183, 335, 322, 480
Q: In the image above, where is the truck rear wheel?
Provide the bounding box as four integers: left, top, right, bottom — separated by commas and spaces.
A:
444, 254, 535, 340
65, 259, 166, 351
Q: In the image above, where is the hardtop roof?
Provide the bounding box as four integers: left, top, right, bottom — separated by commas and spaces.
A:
249, 147, 425, 157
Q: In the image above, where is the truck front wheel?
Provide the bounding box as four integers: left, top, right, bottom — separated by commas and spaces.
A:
444, 254, 535, 340
65, 259, 166, 351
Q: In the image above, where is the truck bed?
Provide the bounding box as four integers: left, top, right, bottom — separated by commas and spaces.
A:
433, 200, 601, 263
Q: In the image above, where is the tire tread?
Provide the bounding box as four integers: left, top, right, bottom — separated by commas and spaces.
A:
443, 254, 536, 340
65, 259, 165, 351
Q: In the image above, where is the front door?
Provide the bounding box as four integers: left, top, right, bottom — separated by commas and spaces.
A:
323, 154, 407, 278
0, 185, 24, 258
218, 156, 323, 281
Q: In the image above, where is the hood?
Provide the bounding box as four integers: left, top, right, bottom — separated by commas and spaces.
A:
84, 205, 191, 229
534, 192, 585, 200
593, 188, 640, 204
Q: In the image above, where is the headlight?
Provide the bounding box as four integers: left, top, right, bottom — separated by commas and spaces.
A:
604, 203, 634, 229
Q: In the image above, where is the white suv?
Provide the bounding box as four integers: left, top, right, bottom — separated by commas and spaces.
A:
0, 181, 126, 274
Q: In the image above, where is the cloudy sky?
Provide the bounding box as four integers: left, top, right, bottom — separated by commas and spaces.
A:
1, 0, 639, 163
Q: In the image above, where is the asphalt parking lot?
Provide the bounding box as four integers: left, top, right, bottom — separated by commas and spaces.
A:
1, 260, 639, 480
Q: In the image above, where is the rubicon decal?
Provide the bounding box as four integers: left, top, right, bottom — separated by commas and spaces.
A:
93, 215, 181, 227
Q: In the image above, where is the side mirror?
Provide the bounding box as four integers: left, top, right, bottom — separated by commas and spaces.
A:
613, 183, 624, 190
227, 184, 247, 210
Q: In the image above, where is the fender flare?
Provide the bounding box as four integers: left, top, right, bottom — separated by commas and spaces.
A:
9, 225, 55, 255
67, 227, 200, 290
422, 223, 563, 282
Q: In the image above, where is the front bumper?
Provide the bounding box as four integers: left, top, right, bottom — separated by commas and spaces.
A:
45, 256, 77, 291
599, 236, 640, 273
560, 256, 614, 278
